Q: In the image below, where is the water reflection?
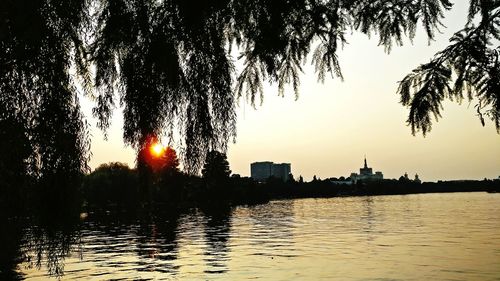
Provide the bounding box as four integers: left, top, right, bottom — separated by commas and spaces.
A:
201, 206, 232, 274
0, 218, 24, 280
23, 224, 80, 277
244, 201, 296, 258
5, 193, 500, 280
361, 196, 374, 238
135, 214, 181, 275
0, 213, 82, 280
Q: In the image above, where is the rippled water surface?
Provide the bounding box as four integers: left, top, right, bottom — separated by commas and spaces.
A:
9, 193, 500, 280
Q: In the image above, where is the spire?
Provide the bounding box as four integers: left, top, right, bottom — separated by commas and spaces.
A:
364, 155, 367, 168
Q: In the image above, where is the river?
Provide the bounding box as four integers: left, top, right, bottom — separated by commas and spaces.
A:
5, 192, 500, 280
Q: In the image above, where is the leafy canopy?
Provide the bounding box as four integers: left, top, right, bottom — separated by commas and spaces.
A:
398, 0, 500, 135
1, 0, 498, 178
202, 151, 231, 182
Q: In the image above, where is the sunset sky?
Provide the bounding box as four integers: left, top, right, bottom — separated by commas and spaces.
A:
82, 1, 500, 182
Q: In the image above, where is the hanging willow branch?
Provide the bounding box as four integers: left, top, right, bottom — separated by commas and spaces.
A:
1, 0, 497, 179
398, 1, 500, 135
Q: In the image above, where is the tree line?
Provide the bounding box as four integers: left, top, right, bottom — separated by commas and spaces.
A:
1, 1, 498, 204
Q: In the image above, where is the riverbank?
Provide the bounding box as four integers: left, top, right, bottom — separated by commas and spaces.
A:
2, 168, 499, 219
264, 178, 500, 200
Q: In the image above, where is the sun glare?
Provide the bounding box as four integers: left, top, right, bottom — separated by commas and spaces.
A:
150, 143, 164, 157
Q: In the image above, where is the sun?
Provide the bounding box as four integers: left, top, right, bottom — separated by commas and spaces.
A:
150, 142, 164, 157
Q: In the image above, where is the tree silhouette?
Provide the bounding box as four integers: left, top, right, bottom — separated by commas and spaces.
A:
157, 146, 182, 201
84, 162, 138, 208
202, 151, 231, 184
1, 0, 498, 180
162, 147, 181, 176
398, 0, 500, 135
0, 0, 90, 195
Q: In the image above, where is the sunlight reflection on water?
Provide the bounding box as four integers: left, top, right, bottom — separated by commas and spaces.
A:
15, 193, 500, 280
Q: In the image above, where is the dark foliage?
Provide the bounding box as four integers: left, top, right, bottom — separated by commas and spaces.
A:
262, 177, 500, 199
202, 151, 231, 180
2, 0, 482, 182
90, 0, 238, 173
398, 1, 500, 135
84, 162, 139, 210
201, 150, 232, 201
80, 158, 264, 209
157, 147, 183, 202
162, 147, 181, 174
0, 0, 91, 204
0, 218, 24, 281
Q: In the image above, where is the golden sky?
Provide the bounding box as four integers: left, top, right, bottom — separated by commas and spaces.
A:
83, 2, 500, 181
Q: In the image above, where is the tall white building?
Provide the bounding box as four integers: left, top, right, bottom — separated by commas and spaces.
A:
251, 162, 291, 182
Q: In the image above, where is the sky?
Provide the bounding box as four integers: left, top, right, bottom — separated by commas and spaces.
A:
82, 2, 500, 182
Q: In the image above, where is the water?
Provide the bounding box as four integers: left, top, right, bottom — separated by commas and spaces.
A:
5, 193, 500, 280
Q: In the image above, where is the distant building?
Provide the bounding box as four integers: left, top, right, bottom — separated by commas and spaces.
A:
399, 172, 422, 183
250, 161, 273, 181
272, 163, 291, 182
251, 161, 291, 182
414, 174, 421, 184
359, 158, 373, 176
350, 157, 383, 183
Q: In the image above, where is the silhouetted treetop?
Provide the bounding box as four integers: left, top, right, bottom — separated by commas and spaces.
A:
88, 0, 471, 172
202, 151, 231, 182
0, 0, 91, 182
1, 0, 498, 177
398, 0, 500, 135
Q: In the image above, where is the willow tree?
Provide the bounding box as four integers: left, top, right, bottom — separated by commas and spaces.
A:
398, 0, 500, 135
1, 0, 499, 181
0, 0, 90, 200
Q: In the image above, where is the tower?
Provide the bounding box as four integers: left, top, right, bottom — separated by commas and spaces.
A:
360, 156, 373, 176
